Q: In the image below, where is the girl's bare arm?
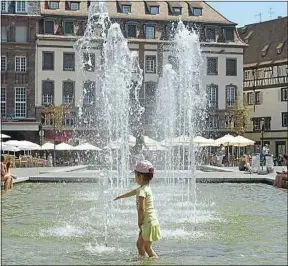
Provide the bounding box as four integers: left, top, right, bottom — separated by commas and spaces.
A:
114, 189, 137, 200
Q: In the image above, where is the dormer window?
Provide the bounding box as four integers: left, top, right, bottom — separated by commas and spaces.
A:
261, 44, 270, 57
168, 2, 182, 15
1, 1, 8, 13
65, 1, 80, 11
173, 7, 182, 15
150, 6, 159, 15
244, 31, 253, 43
48, 1, 59, 10
187, 2, 203, 16
122, 5, 131, 13
192, 7, 202, 16
145, 1, 159, 15
276, 41, 285, 54
225, 28, 234, 42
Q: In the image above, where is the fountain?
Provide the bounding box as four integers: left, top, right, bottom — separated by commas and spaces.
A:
1, 1, 287, 265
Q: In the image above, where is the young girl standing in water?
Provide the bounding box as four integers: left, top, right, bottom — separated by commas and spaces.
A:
114, 160, 161, 258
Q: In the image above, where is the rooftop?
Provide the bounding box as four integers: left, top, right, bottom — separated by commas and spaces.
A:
238, 17, 288, 66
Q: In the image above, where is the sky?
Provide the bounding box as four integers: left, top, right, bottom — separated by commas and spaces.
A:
207, 1, 287, 27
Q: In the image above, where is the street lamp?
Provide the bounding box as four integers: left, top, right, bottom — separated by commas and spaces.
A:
260, 117, 265, 172
39, 124, 45, 146
260, 118, 265, 150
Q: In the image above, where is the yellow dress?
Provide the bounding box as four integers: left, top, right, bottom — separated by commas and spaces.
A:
136, 185, 161, 242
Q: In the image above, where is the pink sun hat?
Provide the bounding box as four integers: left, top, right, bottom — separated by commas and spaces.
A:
135, 160, 154, 174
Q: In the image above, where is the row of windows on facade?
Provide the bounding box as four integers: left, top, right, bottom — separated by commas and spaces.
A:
206, 114, 288, 130
245, 87, 288, 105
2, 86, 287, 129
1, 1, 27, 13
1, 20, 234, 44
0, 52, 238, 77
244, 65, 288, 81
41, 19, 234, 42
42, 0, 204, 17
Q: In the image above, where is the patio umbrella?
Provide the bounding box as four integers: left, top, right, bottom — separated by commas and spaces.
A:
55, 142, 74, 151
1, 133, 11, 139
142, 136, 166, 151
41, 142, 55, 150
193, 136, 209, 144
230, 135, 255, 147
74, 142, 101, 151
215, 134, 235, 146
17, 140, 41, 150
1, 144, 20, 152
104, 135, 136, 150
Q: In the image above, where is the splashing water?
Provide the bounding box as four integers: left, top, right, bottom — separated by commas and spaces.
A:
156, 21, 206, 224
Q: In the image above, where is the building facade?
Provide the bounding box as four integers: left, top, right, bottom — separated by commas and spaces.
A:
238, 17, 288, 156
1, 0, 41, 141
34, 1, 246, 143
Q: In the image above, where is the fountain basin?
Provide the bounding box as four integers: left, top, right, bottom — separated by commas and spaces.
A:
2, 182, 287, 265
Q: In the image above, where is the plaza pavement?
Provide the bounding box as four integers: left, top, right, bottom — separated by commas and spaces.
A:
9, 165, 285, 186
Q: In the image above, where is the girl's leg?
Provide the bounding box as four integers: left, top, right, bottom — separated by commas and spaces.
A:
136, 234, 146, 257
143, 241, 158, 258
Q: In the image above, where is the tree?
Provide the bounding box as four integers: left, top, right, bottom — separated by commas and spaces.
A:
41, 104, 72, 166
226, 96, 253, 135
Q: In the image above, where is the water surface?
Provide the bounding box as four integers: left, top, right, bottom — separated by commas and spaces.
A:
2, 183, 287, 265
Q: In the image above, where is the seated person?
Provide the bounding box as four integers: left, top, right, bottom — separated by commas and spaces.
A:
1, 155, 12, 192
274, 153, 288, 188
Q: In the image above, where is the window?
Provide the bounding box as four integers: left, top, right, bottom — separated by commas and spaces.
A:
63, 53, 75, 71
150, 6, 159, 15
66, 1, 80, 10
15, 25, 28, 42
63, 81, 74, 104
282, 112, 288, 127
1, 88, 6, 117
206, 84, 218, 108
15, 56, 26, 72
42, 81, 54, 105
122, 5, 131, 13
1, 1, 8, 12
192, 7, 202, 16
64, 21, 74, 35
247, 92, 254, 105
83, 53, 95, 72
255, 91, 261, 105
83, 81, 95, 105
1, 26, 7, 42
145, 25, 155, 39
226, 86, 236, 106
225, 28, 234, 42
145, 56, 156, 73
253, 118, 261, 131
281, 87, 288, 101
48, 1, 59, 9
264, 117, 271, 130
252, 118, 271, 131
126, 24, 137, 38
207, 57, 218, 75
15, 87, 26, 118
44, 20, 55, 34
173, 7, 182, 15
226, 58, 237, 76
43, 52, 54, 70
15, 0, 27, 13
206, 28, 216, 42
1, 56, 7, 72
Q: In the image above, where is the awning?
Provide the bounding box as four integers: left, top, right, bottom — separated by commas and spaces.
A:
1, 121, 39, 131
44, 130, 72, 142
145, 1, 159, 7
187, 1, 203, 9
168, 2, 182, 8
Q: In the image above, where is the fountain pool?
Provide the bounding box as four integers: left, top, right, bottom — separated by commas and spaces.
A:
2, 182, 287, 265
